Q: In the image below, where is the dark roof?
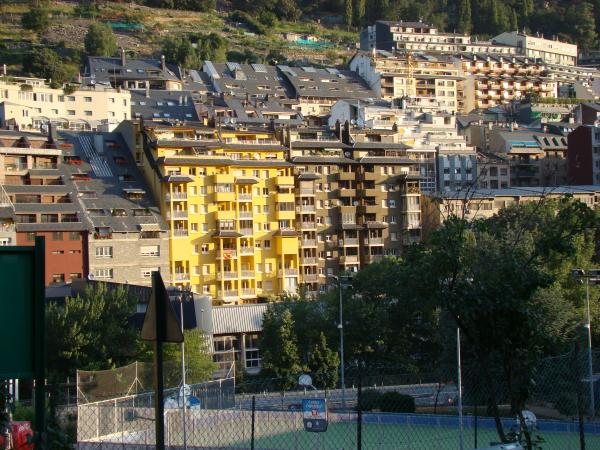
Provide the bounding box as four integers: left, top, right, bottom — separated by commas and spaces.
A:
297, 172, 321, 180
292, 156, 358, 164
352, 142, 411, 150
205, 62, 294, 98
359, 156, 415, 165
159, 157, 293, 168
290, 141, 349, 149
442, 185, 600, 199
130, 90, 198, 121
86, 56, 180, 84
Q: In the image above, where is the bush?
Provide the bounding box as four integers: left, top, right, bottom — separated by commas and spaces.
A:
378, 391, 415, 413
228, 11, 267, 35
357, 388, 381, 411
13, 402, 34, 423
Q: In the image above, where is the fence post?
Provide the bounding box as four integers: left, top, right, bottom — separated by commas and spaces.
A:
251, 395, 256, 450
357, 362, 363, 450
575, 343, 586, 450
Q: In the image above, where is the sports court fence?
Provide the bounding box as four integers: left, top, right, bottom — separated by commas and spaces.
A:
75, 350, 600, 449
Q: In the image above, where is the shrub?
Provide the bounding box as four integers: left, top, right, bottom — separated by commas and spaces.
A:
377, 391, 415, 413
356, 388, 381, 411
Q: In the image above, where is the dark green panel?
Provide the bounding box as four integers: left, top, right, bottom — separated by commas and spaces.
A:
0, 248, 35, 379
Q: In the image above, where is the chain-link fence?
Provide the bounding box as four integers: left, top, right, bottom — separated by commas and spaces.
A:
75, 351, 600, 449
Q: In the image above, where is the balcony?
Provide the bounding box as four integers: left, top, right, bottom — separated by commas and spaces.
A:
214, 191, 235, 202
174, 272, 190, 282
297, 188, 315, 196
218, 290, 238, 300
173, 229, 189, 237
362, 172, 378, 181
300, 222, 316, 229
168, 210, 188, 220
216, 210, 236, 221
363, 188, 379, 197
166, 192, 187, 201
217, 271, 238, 280
216, 249, 237, 259
303, 274, 319, 283
341, 238, 359, 246
339, 188, 356, 197
365, 237, 384, 245
239, 211, 253, 219
240, 270, 254, 279
279, 268, 299, 277
301, 239, 317, 247
367, 255, 384, 263
300, 257, 318, 265
339, 171, 355, 181
240, 289, 256, 297
340, 255, 360, 264
276, 209, 296, 220
238, 193, 253, 202
296, 205, 316, 213
239, 247, 254, 256
240, 228, 253, 236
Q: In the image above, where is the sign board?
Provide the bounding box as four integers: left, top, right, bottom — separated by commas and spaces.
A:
302, 398, 328, 432
0, 242, 44, 379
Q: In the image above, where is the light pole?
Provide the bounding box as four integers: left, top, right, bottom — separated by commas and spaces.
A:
328, 274, 350, 411
572, 269, 600, 418
178, 286, 191, 450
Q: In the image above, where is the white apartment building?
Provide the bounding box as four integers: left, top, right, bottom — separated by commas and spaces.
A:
0, 77, 131, 132
492, 32, 578, 66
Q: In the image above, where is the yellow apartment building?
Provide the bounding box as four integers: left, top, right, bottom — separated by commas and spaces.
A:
128, 121, 299, 305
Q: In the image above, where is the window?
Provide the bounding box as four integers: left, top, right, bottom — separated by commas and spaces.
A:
265, 263, 272, 273
70, 273, 81, 280
67, 96, 75, 101
84, 97, 92, 102
26, 232, 36, 241
203, 285, 210, 294
84, 111, 93, 116
202, 265, 210, 275
140, 245, 160, 256
264, 240, 271, 248
199, 186, 207, 195
256, 263, 262, 272
52, 232, 63, 241
201, 244, 209, 254
51, 274, 65, 284
95, 246, 113, 258
199, 205, 207, 214
263, 188, 269, 196
189, 186, 197, 196
191, 223, 198, 232
389, 199, 396, 208
69, 232, 80, 240
390, 216, 397, 224
263, 223, 270, 231
391, 232, 397, 241
193, 244, 200, 254
95, 268, 113, 279
67, 110, 75, 116
141, 268, 159, 278
263, 205, 269, 213
255, 240, 261, 248
202, 223, 208, 232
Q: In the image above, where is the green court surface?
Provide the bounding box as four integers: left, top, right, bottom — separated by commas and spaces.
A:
238, 422, 600, 450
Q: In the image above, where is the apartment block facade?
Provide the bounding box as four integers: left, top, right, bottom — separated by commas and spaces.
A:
492, 32, 578, 66
131, 122, 300, 304
567, 125, 600, 185
0, 77, 130, 131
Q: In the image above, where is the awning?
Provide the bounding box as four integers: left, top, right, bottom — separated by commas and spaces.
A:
139, 223, 161, 232
235, 177, 259, 185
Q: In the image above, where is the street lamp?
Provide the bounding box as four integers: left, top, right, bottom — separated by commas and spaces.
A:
328, 274, 352, 411
178, 285, 192, 450
572, 269, 600, 418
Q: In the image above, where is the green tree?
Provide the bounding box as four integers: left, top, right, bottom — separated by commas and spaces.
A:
456, 0, 472, 34
162, 36, 200, 69
345, 0, 353, 30
21, 0, 50, 33
46, 283, 140, 381
260, 307, 303, 388
74, 0, 100, 19
354, 0, 366, 27
163, 329, 217, 386
308, 332, 340, 389
23, 48, 77, 87
197, 32, 227, 62
84, 23, 117, 57
566, 1, 598, 51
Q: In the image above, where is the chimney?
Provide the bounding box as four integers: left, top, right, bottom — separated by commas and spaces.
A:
161, 55, 166, 71
120, 48, 126, 67
145, 83, 150, 98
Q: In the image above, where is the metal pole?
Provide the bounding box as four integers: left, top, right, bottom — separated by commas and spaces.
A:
180, 294, 188, 449
339, 280, 346, 411
586, 277, 595, 418
457, 327, 464, 450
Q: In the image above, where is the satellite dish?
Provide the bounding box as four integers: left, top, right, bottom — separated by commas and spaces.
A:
87, 273, 96, 281
298, 374, 313, 387
230, 118, 237, 124
350, 119, 356, 125
224, 118, 230, 124
344, 151, 351, 158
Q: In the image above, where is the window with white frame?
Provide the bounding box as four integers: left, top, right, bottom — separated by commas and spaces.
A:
95, 268, 113, 279
95, 246, 113, 258
140, 245, 160, 256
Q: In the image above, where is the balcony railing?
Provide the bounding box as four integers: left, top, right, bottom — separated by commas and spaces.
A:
341, 238, 359, 246
301, 257, 318, 265
279, 268, 299, 277
173, 229, 189, 237
168, 210, 188, 219
301, 239, 317, 247
217, 271, 238, 280
238, 194, 252, 201
239, 211, 253, 219
300, 222, 316, 229
303, 274, 319, 282
298, 188, 315, 196
174, 273, 190, 281
240, 270, 254, 278
239, 247, 254, 256
341, 255, 359, 263
218, 290, 238, 299
297, 205, 316, 213
240, 289, 256, 297
366, 237, 384, 245
240, 228, 253, 236
166, 192, 187, 201
216, 249, 237, 259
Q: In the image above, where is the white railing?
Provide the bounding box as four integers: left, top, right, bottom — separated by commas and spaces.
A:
169, 210, 188, 219
239, 247, 254, 255
299, 188, 314, 195
341, 255, 359, 263
297, 205, 316, 212
174, 273, 190, 281
239, 211, 253, 219
368, 237, 384, 245
166, 192, 187, 201
217, 271, 238, 280
218, 290, 238, 299
238, 194, 252, 201
173, 229, 188, 237
301, 257, 318, 265
240, 289, 256, 296
303, 274, 319, 282
300, 222, 316, 229
301, 239, 316, 247
342, 238, 359, 246
240, 228, 253, 236
240, 270, 254, 278
280, 268, 299, 277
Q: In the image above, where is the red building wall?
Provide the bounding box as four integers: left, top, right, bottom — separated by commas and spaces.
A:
16, 231, 88, 286
567, 126, 593, 185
